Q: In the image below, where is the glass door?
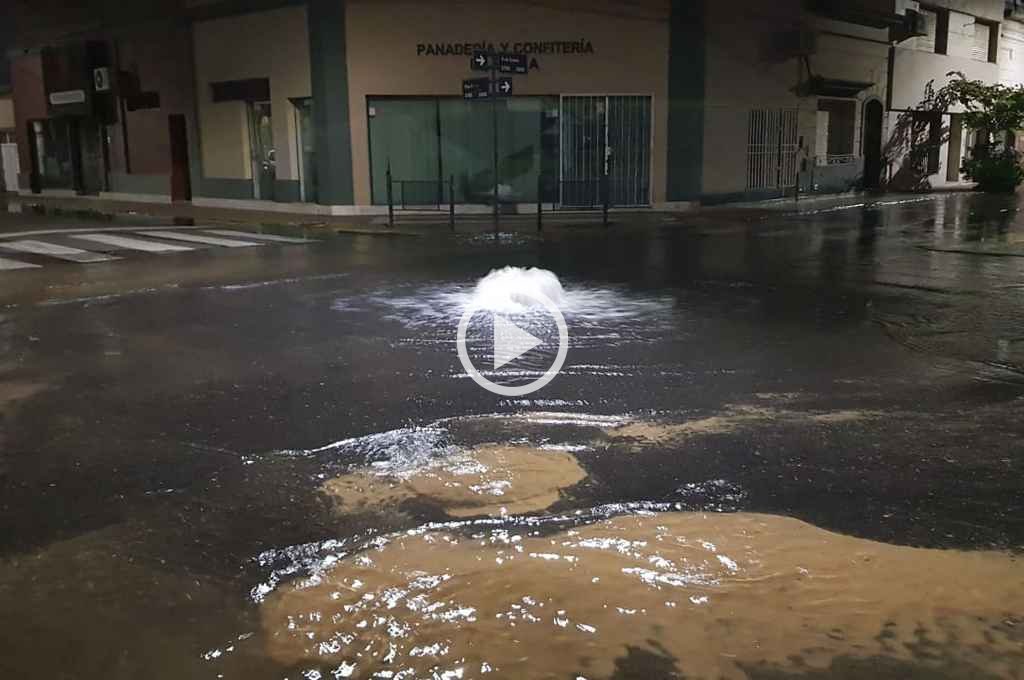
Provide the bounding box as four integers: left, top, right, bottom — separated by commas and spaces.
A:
293, 98, 317, 203
248, 101, 275, 201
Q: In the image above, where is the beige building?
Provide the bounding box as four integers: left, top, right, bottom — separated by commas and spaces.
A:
703, 2, 892, 201
8, 0, 1024, 210
193, 6, 314, 205
190, 0, 672, 212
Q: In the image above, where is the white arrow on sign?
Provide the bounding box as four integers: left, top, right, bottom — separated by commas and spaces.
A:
499, 80, 511, 94
474, 54, 487, 67
492, 315, 543, 370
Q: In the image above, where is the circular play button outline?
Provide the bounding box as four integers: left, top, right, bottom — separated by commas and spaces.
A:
456, 288, 569, 396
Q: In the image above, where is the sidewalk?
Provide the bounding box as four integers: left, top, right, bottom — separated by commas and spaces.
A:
0, 190, 950, 237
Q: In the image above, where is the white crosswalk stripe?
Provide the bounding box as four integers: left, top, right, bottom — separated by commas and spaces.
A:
139, 230, 264, 248
0, 257, 41, 271
0, 239, 120, 263
71, 233, 195, 253
0, 227, 316, 273
204, 229, 315, 244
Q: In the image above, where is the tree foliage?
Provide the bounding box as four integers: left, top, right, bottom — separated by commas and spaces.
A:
883, 72, 1024, 193
943, 72, 1024, 134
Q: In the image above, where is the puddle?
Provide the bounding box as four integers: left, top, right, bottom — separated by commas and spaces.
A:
322, 444, 587, 518
0, 380, 47, 413
257, 510, 1024, 679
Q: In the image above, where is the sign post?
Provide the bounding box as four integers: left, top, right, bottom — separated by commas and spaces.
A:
463, 50, 528, 233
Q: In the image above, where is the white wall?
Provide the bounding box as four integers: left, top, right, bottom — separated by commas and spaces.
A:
702, 4, 888, 197
999, 20, 1024, 86
889, 2, 1004, 187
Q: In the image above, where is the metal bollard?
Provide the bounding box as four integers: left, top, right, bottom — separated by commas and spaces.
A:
536, 174, 543, 233
386, 160, 394, 229
449, 175, 455, 231
601, 174, 609, 228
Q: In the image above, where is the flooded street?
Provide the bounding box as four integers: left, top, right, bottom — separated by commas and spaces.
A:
1, 193, 1023, 679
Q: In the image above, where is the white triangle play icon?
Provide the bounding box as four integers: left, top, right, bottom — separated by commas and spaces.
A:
492, 315, 544, 370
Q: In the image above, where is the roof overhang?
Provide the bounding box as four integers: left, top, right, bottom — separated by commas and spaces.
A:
804, 76, 876, 98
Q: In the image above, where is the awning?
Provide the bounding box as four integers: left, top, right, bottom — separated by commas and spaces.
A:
804, 76, 875, 98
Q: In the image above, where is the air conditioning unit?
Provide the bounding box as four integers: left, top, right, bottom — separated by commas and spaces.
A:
895, 0, 920, 15
891, 8, 928, 42
93, 67, 111, 93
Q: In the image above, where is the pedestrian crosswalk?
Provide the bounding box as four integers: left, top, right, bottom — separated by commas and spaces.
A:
142, 231, 263, 248
0, 239, 121, 263
203, 229, 312, 244
72, 233, 196, 253
0, 256, 41, 271
0, 228, 317, 273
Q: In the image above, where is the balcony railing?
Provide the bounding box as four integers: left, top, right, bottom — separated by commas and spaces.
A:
816, 154, 858, 167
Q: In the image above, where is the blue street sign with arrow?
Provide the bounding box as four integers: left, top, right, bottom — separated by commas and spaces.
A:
495, 78, 513, 96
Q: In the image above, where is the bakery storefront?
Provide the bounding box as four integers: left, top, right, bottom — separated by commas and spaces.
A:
344, 0, 670, 210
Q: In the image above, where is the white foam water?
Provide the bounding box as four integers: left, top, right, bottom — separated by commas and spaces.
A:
471, 266, 565, 313
335, 266, 677, 334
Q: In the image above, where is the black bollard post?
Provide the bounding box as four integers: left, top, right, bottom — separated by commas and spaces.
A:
536, 174, 543, 233
601, 173, 609, 228
449, 175, 455, 231
386, 160, 394, 229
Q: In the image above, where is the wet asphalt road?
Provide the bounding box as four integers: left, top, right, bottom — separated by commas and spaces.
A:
0, 192, 1022, 679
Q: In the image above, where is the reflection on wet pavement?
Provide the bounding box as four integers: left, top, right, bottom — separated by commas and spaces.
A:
256, 510, 1023, 680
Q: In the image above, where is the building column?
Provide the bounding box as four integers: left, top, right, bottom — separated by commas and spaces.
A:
666, 0, 705, 202
308, 0, 354, 205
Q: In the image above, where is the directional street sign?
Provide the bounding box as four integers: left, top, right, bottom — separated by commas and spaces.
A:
463, 77, 492, 100
470, 50, 490, 71
495, 78, 513, 96
498, 53, 528, 75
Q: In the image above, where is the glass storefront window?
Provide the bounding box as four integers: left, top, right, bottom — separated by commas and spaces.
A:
31, 119, 74, 190
369, 98, 440, 206
369, 96, 559, 206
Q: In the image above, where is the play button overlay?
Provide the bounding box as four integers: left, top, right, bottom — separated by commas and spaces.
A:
457, 287, 569, 396
492, 315, 543, 370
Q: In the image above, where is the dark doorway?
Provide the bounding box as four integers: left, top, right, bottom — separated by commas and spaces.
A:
76, 119, 105, 195
862, 100, 883, 189
169, 114, 192, 202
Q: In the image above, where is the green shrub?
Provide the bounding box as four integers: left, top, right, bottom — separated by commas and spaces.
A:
960, 147, 1024, 193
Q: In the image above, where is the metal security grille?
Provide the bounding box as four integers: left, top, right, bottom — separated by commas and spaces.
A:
746, 108, 799, 191
607, 96, 652, 206
560, 96, 605, 208
560, 95, 652, 207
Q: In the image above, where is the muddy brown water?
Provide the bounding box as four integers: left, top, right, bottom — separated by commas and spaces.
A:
259, 511, 1023, 679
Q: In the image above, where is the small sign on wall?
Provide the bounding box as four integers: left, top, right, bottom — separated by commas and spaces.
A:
48, 90, 87, 105
93, 67, 112, 92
